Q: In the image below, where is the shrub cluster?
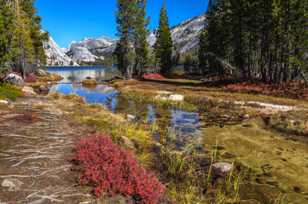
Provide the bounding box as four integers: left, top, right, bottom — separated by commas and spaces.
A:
74, 134, 165, 204
143, 73, 166, 80
25, 73, 37, 83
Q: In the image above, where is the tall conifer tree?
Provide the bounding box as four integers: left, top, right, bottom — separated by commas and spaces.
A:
155, 3, 173, 76
134, 0, 149, 78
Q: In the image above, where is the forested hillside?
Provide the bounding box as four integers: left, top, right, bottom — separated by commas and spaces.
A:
199, 0, 308, 84
0, 0, 46, 78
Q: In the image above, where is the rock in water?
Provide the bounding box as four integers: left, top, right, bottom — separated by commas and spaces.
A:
4, 73, 24, 86
1, 178, 24, 191
212, 162, 233, 177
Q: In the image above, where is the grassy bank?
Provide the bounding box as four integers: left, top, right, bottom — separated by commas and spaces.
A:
0, 84, 23, 101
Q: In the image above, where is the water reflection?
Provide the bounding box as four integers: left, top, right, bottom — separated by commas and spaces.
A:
48, 66, 202, 148
49, 83, 119, 109
48, 66, 118, 83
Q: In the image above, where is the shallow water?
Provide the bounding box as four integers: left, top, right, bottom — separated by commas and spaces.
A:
48, 66, 202, 147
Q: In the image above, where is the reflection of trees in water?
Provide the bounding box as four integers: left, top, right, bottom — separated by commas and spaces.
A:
49, 67, 119, 83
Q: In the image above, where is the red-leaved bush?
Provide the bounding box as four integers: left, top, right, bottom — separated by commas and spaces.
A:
225, 82, 308, 100
25, 73, 37, 83
143, 73, 166, 80
74, 134, 165, 204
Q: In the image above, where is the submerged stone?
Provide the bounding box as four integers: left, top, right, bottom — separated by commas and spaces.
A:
212, 162, 233, 177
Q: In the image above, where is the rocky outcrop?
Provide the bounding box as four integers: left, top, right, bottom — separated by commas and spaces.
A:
43, 36, 79, 66
149, 14, 206, 54
4, 73, 24, 86
67, 36, 116, 64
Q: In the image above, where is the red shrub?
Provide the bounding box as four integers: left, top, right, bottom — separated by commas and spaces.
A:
74, 134, 165, 204
25, 73, 37, 83
225, 82, 308, 100
143, 73, 166, 80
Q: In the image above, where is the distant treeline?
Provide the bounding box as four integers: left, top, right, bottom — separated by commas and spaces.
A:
199, 0, 308, 83
0, 0, 46, 78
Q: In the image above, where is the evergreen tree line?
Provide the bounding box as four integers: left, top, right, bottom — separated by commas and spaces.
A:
115, 0, 173, 79
199, 0, 308, 84
0, 0, 47, 78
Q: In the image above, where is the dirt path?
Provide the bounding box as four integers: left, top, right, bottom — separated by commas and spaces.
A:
0, 97, 95, 204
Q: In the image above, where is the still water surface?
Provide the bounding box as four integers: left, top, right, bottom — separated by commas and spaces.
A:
48, 66, 202, 148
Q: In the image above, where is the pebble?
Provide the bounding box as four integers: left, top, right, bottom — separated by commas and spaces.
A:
1, 178, 24, 192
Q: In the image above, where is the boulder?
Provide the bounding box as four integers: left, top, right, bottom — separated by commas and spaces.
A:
1, 178, 24, 192
3, 73, 24, 86
22, 86, 36, 96
212, 162, 233, 177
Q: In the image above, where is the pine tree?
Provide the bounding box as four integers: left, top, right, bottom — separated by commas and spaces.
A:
134, 0, 149, 78
21, 0, 48, 67
155, 3, 173, 76
0, 0, 14, 76
115, 0, 137, 79
0, 0, 46, 78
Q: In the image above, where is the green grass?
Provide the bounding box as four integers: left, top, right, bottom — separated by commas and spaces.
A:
0, 84, 23, 101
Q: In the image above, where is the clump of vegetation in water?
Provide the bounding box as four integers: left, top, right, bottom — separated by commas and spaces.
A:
0, 83, 23, 101
82, 79, 98, 87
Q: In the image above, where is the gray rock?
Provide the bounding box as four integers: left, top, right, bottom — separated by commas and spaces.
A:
212, 162, 233, 177
1, 178, 24, 191
127, 114, 136, 122
4, 73, 24, 86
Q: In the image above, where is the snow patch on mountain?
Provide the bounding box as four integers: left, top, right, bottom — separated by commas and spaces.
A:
43, 37, 78, 66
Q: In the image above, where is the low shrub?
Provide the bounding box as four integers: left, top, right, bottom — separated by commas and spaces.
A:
74, 134, 165, 203
143, 73, 166, 80
25, 73, 37, 83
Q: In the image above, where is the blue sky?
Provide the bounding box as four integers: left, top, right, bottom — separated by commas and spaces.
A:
35, 0, 209, 48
